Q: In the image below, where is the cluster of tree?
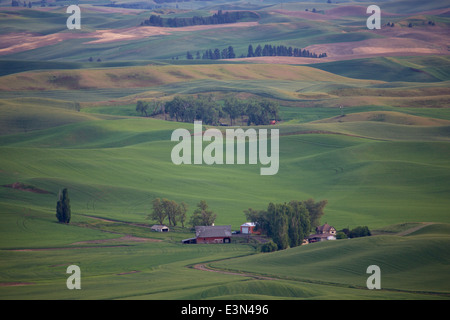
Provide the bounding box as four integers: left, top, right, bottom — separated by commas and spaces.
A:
245, 199, 328, 251
56, 188, 71, 224
260, 240, 278, 253
408, 21, 435, 27
11, 0, 32, 7
187, 46, 236, 60
247, 44, 327, 59
147, 198, 216, 228
141, 10, 259, 28
238, 98, 280, 126
338, 226, 371, 239
189, 200, 217, 227
164, 95, 222, 125
148, 198, 188, 227
155, 95, 280, 126
136, 100, 165, 117
88, 57, 102, 62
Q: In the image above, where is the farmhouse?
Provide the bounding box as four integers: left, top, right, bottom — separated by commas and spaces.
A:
151, 224, 169, 232
307, 223, 336, 243
240, 222, 260, 235
195, 225, 232, 244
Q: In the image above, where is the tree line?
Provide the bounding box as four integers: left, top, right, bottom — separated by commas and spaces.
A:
137, 95, 280, 126
339, 226, 371, 239
11, 0, 32, 7
141, 10, 259, 28
187, 46, 236, 60
148, 198, 217, 228
244, 199, 328, 251
247, 44, 327, 59
187, 44, 327, 61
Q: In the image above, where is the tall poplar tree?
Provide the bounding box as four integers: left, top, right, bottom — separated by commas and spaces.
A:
56, 188, 71, 224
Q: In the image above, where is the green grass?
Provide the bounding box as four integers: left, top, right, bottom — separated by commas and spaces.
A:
311, 56, 450, 82
1, 115, 449, 229
211, 223, 450, 297
1, 110, 449, 296
0, 1, 449, 299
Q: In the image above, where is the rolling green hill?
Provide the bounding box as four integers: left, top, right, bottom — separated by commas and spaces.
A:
1, 111, 449, 299
211, 223, 450, 297
1, 0, 449, 301
1, 61, 449, 300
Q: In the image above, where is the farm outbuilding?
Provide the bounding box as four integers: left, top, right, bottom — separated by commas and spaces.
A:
151, 224, 169, 232
195, 225, 232, 244
240, 222, 260, 234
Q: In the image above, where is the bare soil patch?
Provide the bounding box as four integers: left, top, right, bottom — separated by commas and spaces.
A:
2, 182, 52, 195
0, 32, 82, 56
0, 22, 259, 55
78, 4, 146, 15
0, 282, 34, 287
305, 34, 447, 60
324, 5, 400, 18
84, 22, 259, 44
273, 6, 400, 20
396, 222, 435, 236
117, 270, 141, 275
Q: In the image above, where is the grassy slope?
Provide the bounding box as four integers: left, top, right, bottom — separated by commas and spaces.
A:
0, 64, 375, 91
311, 56, 450, 82
0, 210, 254, 300
1, 115, 449, 229
1, 1, 449, 300
211, 223, 450, 296
0, 61, 449, 298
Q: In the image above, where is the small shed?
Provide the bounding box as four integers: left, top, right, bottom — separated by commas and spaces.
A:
151, 224, 169, 232
195, 225, 232, 244
181, 237, 196, 244
240, 222, 259, 234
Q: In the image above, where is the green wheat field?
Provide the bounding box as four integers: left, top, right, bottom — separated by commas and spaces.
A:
0, 0, 449, 300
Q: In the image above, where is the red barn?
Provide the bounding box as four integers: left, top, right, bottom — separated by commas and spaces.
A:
195, 225, 232, 244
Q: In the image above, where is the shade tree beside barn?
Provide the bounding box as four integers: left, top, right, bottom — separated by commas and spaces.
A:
243, 198, 328, 250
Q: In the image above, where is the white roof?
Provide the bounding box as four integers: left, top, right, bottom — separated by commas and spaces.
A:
152, 224, 168, 229
241, 222, 256, 227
